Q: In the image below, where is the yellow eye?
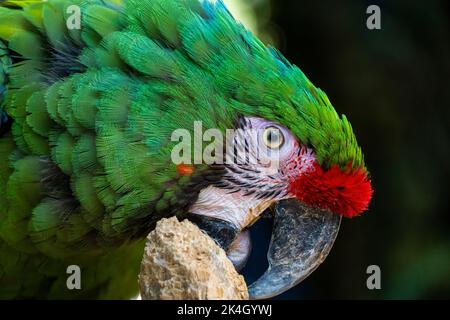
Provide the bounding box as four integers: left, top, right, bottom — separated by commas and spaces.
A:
263, 127, 284, 149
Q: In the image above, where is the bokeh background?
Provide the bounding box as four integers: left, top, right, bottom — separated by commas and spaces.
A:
226, 0, 450, 299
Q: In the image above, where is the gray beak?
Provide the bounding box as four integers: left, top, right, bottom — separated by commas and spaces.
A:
248, 199, 342, 300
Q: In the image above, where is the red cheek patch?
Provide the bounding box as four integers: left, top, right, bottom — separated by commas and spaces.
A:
289, 163, 373, 218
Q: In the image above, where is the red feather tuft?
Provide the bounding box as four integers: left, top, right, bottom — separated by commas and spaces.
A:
289, 163, 373, 218
177, 163, 195, 176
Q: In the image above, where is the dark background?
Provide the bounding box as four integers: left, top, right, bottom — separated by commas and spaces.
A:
242, 0, 450, 299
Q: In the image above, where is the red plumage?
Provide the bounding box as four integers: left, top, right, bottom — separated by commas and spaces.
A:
289, 163, 373, 218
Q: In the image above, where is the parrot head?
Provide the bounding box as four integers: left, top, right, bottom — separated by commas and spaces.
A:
176, 2, 373, 297
187, 111, 373, 299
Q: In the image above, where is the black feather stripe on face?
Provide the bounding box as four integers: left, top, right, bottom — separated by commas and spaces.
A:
209, 116, 288, 201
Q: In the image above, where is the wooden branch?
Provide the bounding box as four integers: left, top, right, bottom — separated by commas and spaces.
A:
139, 217, 248, 300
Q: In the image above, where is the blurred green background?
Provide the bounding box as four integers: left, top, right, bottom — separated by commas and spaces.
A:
231, 0, 450, 299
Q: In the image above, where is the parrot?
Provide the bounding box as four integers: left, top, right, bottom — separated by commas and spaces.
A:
0, 0, 373, 299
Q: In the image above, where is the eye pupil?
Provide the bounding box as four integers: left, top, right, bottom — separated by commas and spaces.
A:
263, 127, 284, 149
268, 131, 279, 144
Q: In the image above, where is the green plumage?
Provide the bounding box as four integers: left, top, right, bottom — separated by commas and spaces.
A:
0, 0, 365, 299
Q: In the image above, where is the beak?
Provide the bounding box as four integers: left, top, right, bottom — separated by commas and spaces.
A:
248, 199, 342, 300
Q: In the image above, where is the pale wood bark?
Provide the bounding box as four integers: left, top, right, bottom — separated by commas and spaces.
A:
139, 217, 248, 300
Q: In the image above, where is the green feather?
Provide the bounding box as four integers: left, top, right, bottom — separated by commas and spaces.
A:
26, 90, 53, 137
50, 131, 74, 175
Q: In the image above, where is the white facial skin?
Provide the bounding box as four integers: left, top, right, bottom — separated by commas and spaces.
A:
190, 116, 316, 229
190, 116, 317, 267
240, 117, 300, 176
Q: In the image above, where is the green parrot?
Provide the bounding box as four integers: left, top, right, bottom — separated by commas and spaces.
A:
0, 0, 373, 299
